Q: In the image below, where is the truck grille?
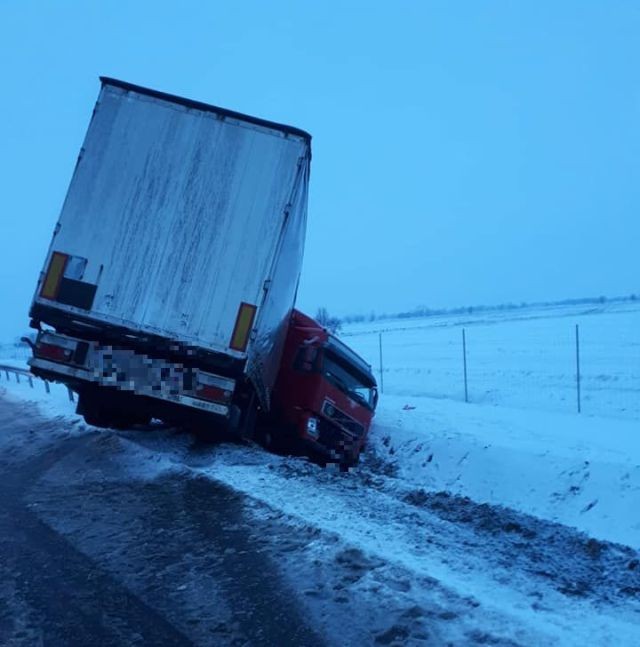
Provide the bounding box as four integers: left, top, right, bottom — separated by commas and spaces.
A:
321, 400, 364, 438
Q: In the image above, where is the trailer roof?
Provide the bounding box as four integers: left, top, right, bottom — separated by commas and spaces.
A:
99, 77, 312, 143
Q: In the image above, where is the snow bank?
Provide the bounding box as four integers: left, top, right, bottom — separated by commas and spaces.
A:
371, 394, 640, 548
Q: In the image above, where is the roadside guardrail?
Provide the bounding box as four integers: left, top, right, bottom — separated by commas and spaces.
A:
0, 364, 75, 402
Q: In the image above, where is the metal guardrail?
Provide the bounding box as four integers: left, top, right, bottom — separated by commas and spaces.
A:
0, 363, 75, 402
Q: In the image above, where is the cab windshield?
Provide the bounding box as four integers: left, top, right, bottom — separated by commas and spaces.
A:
323, 350, 377, 410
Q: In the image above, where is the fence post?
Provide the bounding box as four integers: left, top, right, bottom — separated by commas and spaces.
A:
575, 324, 581, 414
44, 381, 50, 394
28, 376, 33, 388
67, 387, 74, 403
16, 372, 20, 384
462, 328, 469, 403
378, 332, 384, 394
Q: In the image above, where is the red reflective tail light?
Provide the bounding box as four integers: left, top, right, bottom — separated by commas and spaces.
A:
196, 384, 232, 403
36, 343, 72, 363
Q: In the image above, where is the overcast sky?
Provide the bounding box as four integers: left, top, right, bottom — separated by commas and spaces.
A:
0, 1, 638, 340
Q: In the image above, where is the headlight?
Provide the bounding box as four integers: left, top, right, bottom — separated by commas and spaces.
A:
306, 417, 319, 438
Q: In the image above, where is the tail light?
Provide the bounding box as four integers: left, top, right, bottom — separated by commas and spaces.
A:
195, 372, 234, 404
35, 333, 78, 364
37, 343, 73, 362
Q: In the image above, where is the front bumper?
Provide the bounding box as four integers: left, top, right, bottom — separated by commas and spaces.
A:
300, 415, 366, 463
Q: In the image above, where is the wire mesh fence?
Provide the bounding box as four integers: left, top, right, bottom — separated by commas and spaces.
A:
342, 306, 640, 421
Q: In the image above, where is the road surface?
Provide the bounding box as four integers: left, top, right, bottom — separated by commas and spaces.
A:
1, 391, 639, 646
0, 397, 323, 646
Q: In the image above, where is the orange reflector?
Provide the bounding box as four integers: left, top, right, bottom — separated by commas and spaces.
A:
40, 252, 69, 300
230, 302, 257, 352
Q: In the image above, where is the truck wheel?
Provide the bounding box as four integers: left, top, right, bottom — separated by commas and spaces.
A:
256, 424, 294, 455
78, 404, 111, 428
77, 391, 108, 428
77, 390, 149, 430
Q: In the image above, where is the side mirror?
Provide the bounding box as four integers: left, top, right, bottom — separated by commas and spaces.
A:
304, 346, 317, 363
296, 345, 319, 373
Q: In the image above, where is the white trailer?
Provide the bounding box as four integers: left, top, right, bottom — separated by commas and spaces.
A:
28, 78, 311, 429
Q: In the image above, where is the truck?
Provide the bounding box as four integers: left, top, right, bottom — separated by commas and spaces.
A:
265, 309, 378, 465
27, 78, 377, 466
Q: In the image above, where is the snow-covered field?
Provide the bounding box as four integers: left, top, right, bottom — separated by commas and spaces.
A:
336, 302, 640, 548
343, 301, 640, 420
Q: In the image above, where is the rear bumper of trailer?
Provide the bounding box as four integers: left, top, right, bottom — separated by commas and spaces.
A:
29, 331, 235, 418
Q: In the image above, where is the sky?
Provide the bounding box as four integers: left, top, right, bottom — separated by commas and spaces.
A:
0, 1, 638, 340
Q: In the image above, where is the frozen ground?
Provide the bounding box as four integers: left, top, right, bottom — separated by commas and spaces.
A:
2, 390, 640, 645
335, 302, 640, 548
2, 368, 640, 639
1, 302, 640, 549
371, 395, 640, 548
1, 301, 639, 643
3, 363, 639, 549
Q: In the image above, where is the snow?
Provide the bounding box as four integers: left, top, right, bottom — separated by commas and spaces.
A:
0, 360, 77, 421
2, 301, 639, 550
336, 302, 640, 547
2, 302, 640, 643
343, 301, 640, 420
371, 394, 640, 548
190, 450, 640, 645
3, 315, 640, 644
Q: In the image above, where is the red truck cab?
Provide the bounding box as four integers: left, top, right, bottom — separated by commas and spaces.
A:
266, 310, 378, 466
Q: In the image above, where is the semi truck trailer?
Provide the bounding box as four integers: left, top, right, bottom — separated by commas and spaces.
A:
27, 78, 377, 466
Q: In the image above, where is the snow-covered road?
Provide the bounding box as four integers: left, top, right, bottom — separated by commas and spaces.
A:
1, 387, 639, 645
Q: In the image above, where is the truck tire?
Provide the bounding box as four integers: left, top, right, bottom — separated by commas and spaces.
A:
77, 390, 107, 428
77, 390, 150, 430
256, 422, 294, 455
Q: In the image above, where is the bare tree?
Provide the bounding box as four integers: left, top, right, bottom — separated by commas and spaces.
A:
315, 308, 342, 334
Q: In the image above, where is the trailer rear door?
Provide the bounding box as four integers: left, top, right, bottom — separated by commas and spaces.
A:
32, 78, 311, 362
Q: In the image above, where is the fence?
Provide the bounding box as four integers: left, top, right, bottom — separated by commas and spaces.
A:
0, 364, 75, 402
343, 307, 640, 421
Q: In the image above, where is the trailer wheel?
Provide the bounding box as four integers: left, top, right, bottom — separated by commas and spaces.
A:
77, 390, 150, 430
77, 390, 107, 428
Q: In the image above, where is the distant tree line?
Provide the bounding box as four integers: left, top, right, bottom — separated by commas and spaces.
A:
335, 293, 639, 327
